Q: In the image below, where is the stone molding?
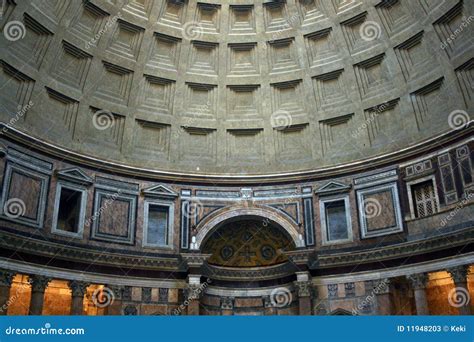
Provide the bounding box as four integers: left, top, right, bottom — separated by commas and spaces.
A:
68, 280, 90, 297
406, 273, 429, 290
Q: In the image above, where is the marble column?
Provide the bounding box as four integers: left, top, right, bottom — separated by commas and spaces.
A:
185, 275, 203, 316
68, 281, 89, 315
0, 270, 14, 315
294, 272, 313, 315
447, 265, 472, 315
374, 278, 393, 315
28, 275, 51, 315
407, 273, 429, 315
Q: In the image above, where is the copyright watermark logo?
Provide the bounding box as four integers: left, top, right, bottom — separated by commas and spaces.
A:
360, 21, 382, 42
3, 198, 26, 218
270, 287, 292, 308
3, 20, 26, 41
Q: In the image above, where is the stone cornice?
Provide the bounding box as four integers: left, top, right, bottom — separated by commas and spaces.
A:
312, 227, 474, 269
202, 263, 297, 281
1, 123, 471, 184
0, 230, 182, 271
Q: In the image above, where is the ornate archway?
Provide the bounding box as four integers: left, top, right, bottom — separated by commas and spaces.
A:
192, 205, 304, 251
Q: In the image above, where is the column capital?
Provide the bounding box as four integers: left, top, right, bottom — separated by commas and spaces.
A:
407, 273, 429, 290
0, 270, 14, 286
294, 280, 313, 298
447, 265, 470, 283
28, 275, 51, 292
68, 281, 90, 297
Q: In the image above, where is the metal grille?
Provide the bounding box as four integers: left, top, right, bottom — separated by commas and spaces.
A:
412, 180, 438, 218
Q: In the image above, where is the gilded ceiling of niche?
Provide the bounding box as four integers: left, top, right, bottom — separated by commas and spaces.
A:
203, 220, 295, 268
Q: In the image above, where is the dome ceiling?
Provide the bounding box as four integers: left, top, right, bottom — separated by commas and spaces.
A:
0, 0, 471, 175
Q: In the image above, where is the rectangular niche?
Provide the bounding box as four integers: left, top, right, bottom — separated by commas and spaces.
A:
42, 88, 80, 141
356, 183, 403, 238
409, 78, 446, 130
267, 38, 300, 74
51, 41, 92, 90
312, 69, 349, 109
184, 82, 217, 119
229, 5, 255, 35
195, 3, 221, 34
94, 62, 133, 105
146, 33, 182, 72
143, 201, 174, 248
297, 0, 328, 27
69, 1, 109, 43
304, 28, 340, 67
133, 120, 171, 160
434, 1, 469, 59
271, 80, 306, 117
455, 59, 473, 107
353, 54, 391, 99
88, 107, 126, 150
106, 19, 144, 61
188, 41, 219, 76
226, 129, 264, 164
157, 0, 188, 29
139, 75, 175, 115
264, 1, 290, 33
227, 43, 259, 76
226, 85, 260, 119
375, 0, 415, 37
91, 189, 137, 245
340, 12, 380, 54
364, 99, 401, 146
8, 13, 53, 70
179, 127, 217, 163
319, 113, 354, 156
0, 61, 34, 115
0, 160, 50, 229
274, 124, 312, 162
319, 195, 353, 245
394, 31, 434, 82
51, 182, 88, 238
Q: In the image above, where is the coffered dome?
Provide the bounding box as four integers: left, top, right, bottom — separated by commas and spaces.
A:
0, 0, 472, 175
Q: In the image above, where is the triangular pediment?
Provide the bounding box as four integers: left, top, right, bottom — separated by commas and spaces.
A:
142, 184, 178, 199
315, 181, 351, 195
56, 168, 93, 185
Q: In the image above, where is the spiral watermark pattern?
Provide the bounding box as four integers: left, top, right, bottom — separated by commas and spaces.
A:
3, 20, 26, 41
3, 198, 26, 219
271, 110, 292, 130
270, 287, 292, 308
181, 200, 204, 220
182, 21, 204, 40
362, 198, 382, 219
448, 110, 470, 131
92, 110, 115, 130
448, 287, 470, 308
359, 21, 382, 42
92, 287, 115, 308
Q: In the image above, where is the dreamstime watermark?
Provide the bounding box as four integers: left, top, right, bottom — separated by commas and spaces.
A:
271, 109, 292, 130
3, 198, 26, 219
440, 192, 473, 227
361, 198, 382, 219
352, 279, 389, 315
85, 12, 122, 49
85, 190, 122, 226
448, 287, 470, 308
359, 21, 382, 42
270, 287, 292, 308
440, 15, 474, 50
5, 323, 85, 336
0, 280, 31, 314
91, 286, 115, 308
92, 109, 115, 131
448, 110, 470, 131
3, 20, 26, 41
181, 199, 204, 220
182, 21, 204, 40
173, 278, 211, 315
2, 101, 34, 134
351, 102, 389, 139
